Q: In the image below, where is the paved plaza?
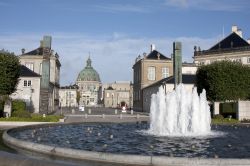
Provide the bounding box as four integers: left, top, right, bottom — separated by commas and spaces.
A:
56, 107, 149, 123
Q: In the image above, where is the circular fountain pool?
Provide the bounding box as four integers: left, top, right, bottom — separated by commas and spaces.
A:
7, 123, 250, 158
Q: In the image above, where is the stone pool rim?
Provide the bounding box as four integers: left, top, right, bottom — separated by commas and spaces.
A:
3, 123, 250, 166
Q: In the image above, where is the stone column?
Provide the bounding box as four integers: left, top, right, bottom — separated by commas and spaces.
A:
173, 42, 182, 89
4, 100, 12, 117
213, 102, 220, 115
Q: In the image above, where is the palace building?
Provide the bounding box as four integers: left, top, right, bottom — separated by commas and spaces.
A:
17, 36, 61, 114
76, 57, 102, 106
132, 44, 173, 112
194, 25, 250, 66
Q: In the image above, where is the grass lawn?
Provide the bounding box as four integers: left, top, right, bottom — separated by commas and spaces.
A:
0, 114, 63, 122
212, 118, 239, 125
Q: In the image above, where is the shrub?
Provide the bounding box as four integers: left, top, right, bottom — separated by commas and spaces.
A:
213, 114, 224, 119
12, 100, 26, 112
11, 110, 31, 118
11, 100, 31, 118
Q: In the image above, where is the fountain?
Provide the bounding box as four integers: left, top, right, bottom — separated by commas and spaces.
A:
3, 85, 250, 165
148, 84, 211, 136
3, 41, 250, 165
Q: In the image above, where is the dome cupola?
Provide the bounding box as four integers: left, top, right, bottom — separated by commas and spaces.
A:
77, 57, 101, 82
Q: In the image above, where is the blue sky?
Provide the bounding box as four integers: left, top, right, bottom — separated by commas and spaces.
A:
0, 0, 250, 85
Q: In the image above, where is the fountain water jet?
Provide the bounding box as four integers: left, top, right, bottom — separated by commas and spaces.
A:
148, 84, 211, 136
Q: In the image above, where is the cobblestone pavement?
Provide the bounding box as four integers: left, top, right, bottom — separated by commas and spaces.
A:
54, 107, 150, 123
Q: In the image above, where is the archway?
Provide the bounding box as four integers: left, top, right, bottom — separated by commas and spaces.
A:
120, 101, 126, 107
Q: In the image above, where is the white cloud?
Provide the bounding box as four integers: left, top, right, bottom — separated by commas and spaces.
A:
164, 0, 249, 12
93, 4, 148, 13
165, 0, 189, 8
0, 33, 218, 86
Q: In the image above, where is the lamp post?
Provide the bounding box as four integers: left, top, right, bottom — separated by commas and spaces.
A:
111, 94, 114, 108
117, 93, 119, 108
60, 99, 63, 116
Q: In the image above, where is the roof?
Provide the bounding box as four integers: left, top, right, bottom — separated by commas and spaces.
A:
182, 62, 197, 67
143, 74, 196, 90
209, 32, 250, 50
20, 65, 41, 77
77, 57, 101, 82
106, 86, 114, 90
22, 47, 44, 56
146, 50, 171, 60
60, 84, 78, 89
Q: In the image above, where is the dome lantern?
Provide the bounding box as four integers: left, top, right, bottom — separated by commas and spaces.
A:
86, 56, 92, 68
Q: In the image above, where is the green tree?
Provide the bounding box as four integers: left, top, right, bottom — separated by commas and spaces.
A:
196, 60, 250, 101
0, 49, 21, 96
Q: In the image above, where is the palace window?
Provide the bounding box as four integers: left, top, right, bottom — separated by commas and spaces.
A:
23, 80, 32, 87
199, 61, 205, 65
232, 58, 241, 63
147, 66, 156, 81
247, 57, 250, 63
162, 67, 169, 79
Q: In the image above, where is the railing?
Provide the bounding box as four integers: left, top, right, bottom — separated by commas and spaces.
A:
194, 46, 250, 56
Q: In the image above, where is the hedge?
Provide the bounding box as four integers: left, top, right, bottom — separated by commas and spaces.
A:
196, 61, 250, 101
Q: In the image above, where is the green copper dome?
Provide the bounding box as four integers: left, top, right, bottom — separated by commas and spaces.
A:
77, 57, 101, 82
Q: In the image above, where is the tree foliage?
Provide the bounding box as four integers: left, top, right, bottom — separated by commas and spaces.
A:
0, 49, 21, 96
196, 60, 250, 101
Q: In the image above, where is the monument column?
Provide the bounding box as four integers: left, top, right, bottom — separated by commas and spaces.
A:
173, 42, 182, 89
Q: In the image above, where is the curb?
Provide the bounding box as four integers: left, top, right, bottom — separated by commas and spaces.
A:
3, 124, 250, 166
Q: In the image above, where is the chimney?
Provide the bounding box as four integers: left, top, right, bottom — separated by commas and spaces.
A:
151, 44, 155, 52
232, 25, 238, 33
231, 25, 243, 38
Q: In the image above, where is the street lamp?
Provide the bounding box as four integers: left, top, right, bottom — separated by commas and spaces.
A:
117, 93, 119, 108
111, 94, 114, 108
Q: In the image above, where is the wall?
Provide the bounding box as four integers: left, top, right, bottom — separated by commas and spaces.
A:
59, 89, 77, 107
194, 51, 250, 66
20, 56, 44, 75
77, 81, 101, 106
10, 77, 41, 113
103, 82, 132, 108
182, 66, 197, 74
141, 60, 173, 88
133, 58, 173, 112
237, 100, 250, 120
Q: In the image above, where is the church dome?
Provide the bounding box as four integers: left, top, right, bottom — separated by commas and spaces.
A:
77, 57, 101, 82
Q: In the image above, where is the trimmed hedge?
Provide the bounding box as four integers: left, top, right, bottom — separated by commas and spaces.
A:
196, 61, 250, 101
